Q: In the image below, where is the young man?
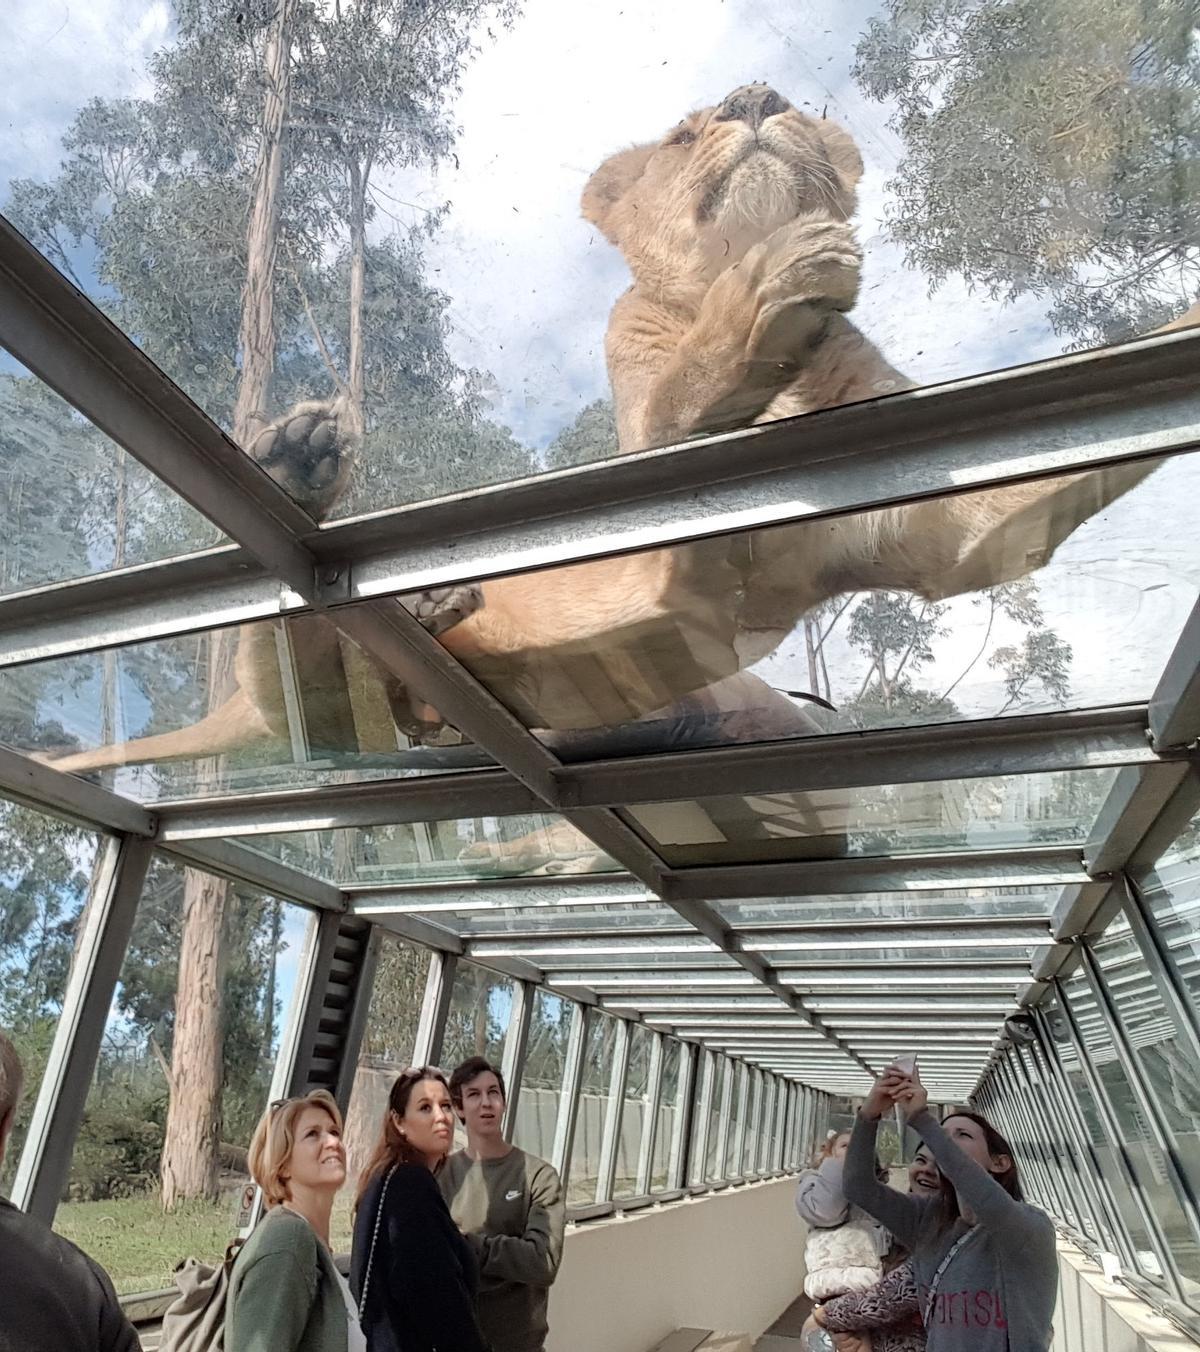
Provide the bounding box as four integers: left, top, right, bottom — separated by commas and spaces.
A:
0, 1031, 140, 1352
441, 1056, 566, 1352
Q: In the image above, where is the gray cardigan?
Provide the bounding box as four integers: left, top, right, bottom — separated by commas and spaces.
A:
225, 1207, 349, 1352
844, 1109, 1057, 1352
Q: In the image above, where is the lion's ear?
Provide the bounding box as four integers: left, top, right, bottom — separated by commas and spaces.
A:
817, 118, 864, 204
582, 143, 655, 242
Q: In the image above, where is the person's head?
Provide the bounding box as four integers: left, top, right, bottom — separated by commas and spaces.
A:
822, 1130, 852, 1162
936, 1110, 1022, 1222
248, 1089, 346, 1208
449, 1057, 507, 1142
908, 1142, 941, 1196
0, 1032, 24, 1167
356, 1067, 455, 1206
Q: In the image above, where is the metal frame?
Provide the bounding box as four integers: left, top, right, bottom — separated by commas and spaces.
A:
11, 835, 153, 1222
501, 980, 534, 1140
6, 183, 1200, 1341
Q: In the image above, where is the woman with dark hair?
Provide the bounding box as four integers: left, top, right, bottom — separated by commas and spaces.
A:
350, 1068, 488, 1352
842, 1063, 1057, 1351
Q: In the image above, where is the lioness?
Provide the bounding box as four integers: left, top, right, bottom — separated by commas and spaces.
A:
47, 85, 1156, 799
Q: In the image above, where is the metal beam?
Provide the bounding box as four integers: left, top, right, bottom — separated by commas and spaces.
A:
155, 768, 542, 839
12, 835, 153, 1222
321, 325, 1200, 606
0, 743, 155, 837
0, 545, 286, 668
635, 1033, 666, 1195
663, 847, 1088, 901
1084, 763, 1194, 876
1149, 595, 1200, 753
157, 837, 345, 912
501, 981, 534, 1141
3, 314, 1199, 668
556, 707, 1160, 809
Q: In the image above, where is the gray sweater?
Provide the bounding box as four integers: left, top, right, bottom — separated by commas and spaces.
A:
844, 1110, 1057, 1352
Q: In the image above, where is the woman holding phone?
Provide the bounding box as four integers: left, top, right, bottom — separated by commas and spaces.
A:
842, 1061, 1057, 1351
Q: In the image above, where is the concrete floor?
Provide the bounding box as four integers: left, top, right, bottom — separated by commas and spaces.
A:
754, 1292, 811, 1349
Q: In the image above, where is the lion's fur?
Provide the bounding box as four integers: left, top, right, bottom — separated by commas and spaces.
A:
48, 87, 1161, 786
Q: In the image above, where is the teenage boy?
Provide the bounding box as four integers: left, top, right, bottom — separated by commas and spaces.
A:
441, 1056, 566, 1352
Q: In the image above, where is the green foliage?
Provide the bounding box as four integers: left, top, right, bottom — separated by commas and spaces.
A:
545, 399, 619, 470
853, 0, 1200, 344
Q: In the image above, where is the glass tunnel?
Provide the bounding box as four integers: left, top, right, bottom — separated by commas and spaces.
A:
1, 2, 1199, 1350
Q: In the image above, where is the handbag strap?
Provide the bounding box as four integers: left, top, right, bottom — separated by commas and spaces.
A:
357, 1164, 397, 1320
923, 1226, 976, 1327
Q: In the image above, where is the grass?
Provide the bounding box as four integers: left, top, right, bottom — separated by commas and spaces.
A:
55, 1190, 362, 1297
56, 1196, 237, 1296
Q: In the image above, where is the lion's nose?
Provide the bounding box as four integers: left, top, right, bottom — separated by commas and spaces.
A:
715, 84, 790, 130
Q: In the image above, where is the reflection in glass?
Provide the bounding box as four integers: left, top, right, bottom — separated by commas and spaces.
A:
53, 854, 313, 1294
704, 1057, 731, 1185
0, 801, 101, 1198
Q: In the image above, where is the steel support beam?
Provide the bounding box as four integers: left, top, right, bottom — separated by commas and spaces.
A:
0, 743, 155, 837
12, 835, 153, 1223
1149, 596, 1200, 753
664, 847, 1088, 901
501, 981, 534, 1141
556, 707, 1161, 809
412, 952, 458, 1068
158, 837, 345, 912
156, 768, 542, 839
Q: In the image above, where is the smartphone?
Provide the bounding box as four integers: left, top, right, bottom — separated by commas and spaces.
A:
893, 1053, 918, 1076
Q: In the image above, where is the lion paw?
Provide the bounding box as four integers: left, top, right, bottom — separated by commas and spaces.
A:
403, 583, 484, 638
245, 397, 359, 520
740, 215, 862, 361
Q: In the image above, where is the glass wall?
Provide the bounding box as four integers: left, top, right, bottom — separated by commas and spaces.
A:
566, 1011, 620, 1206
0, 800, 103, 1197
513, 988, 574, 1161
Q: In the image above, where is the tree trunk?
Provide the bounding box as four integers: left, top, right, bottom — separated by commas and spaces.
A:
160, 862, 229, 1208
160, 0, 299, 1210
343, 155, 369, 444
231, 0, 300, 448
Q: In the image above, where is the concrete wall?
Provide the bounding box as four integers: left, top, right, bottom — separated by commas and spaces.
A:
1052, 1241, 1198, 1352
546, 1177, 804, 1352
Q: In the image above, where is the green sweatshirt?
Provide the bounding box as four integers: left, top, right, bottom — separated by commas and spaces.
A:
439, 1147, 566, 1352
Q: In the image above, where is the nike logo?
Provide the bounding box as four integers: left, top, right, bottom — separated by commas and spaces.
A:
505, 1190, 522, 1201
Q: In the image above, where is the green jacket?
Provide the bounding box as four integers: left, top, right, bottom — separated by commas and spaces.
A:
225, 1208, 348, 1352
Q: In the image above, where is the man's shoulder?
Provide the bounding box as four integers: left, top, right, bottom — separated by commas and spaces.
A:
0, 1196, 106, 1275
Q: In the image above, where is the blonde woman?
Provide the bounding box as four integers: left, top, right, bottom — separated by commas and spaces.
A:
225, 1089, 361, 1352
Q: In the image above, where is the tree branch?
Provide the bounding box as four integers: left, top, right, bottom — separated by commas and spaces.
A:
287, 266, 349, 395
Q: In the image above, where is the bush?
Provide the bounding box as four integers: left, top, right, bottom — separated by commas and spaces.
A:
67, 1094, 166, 1203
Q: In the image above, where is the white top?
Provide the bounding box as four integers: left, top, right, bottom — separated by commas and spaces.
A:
334, 1269, 368, 1352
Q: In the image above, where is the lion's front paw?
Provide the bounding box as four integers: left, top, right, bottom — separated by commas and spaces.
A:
741, 214, 862, 361
245, 396, 360, 520
403, 583, 485, 638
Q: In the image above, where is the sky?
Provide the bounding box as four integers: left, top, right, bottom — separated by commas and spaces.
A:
3, 0, 1199, 737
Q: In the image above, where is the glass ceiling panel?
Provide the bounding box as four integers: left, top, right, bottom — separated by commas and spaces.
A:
399, 899, 682, 938
623, 769, 1116, 867
713, 887, 1060, 926
0, 619, 481, 803
244, 813, 618, 886
11, 2, 1200, 521
0, 357, 226, 595
437, 452, 1198, 761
